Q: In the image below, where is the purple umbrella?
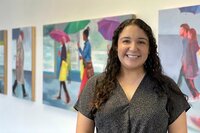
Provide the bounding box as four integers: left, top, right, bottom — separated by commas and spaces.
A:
179, 5, 200, 14
98, 19, 120, 41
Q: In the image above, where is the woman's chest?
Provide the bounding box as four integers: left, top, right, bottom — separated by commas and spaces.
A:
94, 86, 169, 128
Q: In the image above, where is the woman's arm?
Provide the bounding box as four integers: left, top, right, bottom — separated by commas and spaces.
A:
168, 111, 188, 133
76, 112, 95, 133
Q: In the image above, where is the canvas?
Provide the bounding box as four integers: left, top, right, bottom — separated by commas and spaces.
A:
0, 30, 7, 95
43, 14, 135, 110
159, 5, 200, 133
12, 27, 36, 101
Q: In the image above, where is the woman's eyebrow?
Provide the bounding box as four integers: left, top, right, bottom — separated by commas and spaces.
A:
119, 36, 131, 40
119, 36, 148, 41
138, 37, 148, 41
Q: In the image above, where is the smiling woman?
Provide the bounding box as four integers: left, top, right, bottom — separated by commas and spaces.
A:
117, 24, 149, 71
74, 18, 190, 133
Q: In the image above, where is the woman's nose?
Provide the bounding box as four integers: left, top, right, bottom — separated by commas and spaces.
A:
129, 42, 138, 50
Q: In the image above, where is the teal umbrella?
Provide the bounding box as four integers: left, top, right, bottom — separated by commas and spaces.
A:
64, 20, 90, 34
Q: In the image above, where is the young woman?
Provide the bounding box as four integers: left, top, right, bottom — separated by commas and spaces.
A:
77, 27, 94, 97
56, 37, 70, 103
74, 18, 190, 133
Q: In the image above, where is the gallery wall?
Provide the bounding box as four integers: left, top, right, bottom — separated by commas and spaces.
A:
0, 0, 200, 133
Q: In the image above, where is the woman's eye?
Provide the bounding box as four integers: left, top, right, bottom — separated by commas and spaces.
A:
123, 40, 131, 44
138, 41, 146, 44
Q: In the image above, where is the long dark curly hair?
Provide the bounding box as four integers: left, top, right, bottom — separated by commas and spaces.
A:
91, 18, 186, 113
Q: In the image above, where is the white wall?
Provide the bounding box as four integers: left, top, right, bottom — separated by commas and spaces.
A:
0, 0, 200, 133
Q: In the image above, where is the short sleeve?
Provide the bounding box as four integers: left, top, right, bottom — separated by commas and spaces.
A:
74, 74, 99, 120
168, 88, 191, 124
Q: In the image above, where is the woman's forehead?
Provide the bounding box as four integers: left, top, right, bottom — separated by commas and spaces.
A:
119, 25, 148, 39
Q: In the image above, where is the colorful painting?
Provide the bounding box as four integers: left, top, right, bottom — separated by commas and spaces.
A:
12, 27, 36, 101
0, 30, 7, 95
43, 14, 135, 110
159, 5, 200, 133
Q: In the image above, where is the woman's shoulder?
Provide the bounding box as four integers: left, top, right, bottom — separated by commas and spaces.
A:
161, 75, 187, 100
85, 40, 91, 45
80, 73, 105, 97
163, 75, 177, 85
149, 74, 182, 95
87, 72, 105, 82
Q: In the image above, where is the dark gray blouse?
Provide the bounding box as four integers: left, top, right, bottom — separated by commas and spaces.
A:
74, 73, 190, 133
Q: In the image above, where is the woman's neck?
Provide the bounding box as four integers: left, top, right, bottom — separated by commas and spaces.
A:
118, 67, 146, 84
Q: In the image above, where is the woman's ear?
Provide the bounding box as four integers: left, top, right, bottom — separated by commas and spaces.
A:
114, 44, 118, 51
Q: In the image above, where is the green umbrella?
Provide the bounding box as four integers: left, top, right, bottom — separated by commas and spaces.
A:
64, 20, 90, 34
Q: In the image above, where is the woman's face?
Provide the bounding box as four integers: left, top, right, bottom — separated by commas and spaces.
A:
117, 25, 149, 71
179, 27, 186, 37
19, 34, 23, 42
83, 33, 87, 41
61, 36, 66, 45
187, 31, 192, 40
19, 32, 24, 41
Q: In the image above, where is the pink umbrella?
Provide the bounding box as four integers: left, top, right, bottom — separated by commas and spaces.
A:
98, 19, 120, 41
49, 29, 70, 43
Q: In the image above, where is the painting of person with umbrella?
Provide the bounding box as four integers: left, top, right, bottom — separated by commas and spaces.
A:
12, 31, 28, 98
178, 24, 200, 99
50, 29, 71, 103
77, 27, 94, 97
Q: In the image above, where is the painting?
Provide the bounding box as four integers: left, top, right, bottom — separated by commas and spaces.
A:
43, 14, 135, 110
12, 27, 36, 101
159, 5, 200, 133
0, 30, 7, 95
